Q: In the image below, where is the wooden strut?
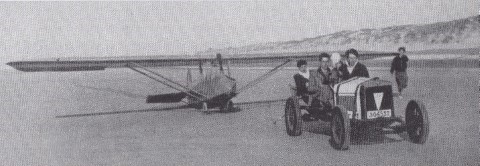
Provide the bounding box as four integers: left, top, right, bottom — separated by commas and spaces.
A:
126, 63, 206, 101
129, 62, 207, 98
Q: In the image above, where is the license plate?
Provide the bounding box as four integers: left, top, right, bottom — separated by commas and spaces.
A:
367, 109, 391, 119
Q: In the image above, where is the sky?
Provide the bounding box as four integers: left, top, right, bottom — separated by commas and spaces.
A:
0, 1, 478, 62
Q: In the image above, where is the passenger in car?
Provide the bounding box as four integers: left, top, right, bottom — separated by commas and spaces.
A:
338, 48, 369, 79
293, 59, 310, 98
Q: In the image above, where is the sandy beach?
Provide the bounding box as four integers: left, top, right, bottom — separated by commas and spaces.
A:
0, 63, 478, 165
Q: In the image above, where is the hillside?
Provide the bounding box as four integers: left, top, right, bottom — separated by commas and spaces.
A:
200, 15, 480, 55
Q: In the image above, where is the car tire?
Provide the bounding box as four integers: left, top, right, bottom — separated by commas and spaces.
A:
330, 105, 350, 150
285, 97, 302, 136
405, 100, 429, 144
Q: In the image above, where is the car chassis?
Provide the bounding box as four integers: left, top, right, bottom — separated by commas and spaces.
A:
285, 77, 429, 150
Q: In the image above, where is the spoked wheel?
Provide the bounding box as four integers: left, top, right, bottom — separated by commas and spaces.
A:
220, 100, 234, 112
285, 97, 302, 136
405, 100, 429, 144
330, 105, 350, 150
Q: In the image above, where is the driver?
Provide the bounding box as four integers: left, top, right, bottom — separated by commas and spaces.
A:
340, 48, 369, 79
303, 53, 335, 121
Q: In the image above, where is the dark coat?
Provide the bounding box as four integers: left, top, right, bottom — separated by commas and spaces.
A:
307, 68, 334, 102
390, 55, 409, 73
339, 62, 369, 79
293, 73, 309, 96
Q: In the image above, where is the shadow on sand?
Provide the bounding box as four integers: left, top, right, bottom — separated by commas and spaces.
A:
56, 98, 284, 118
55, 105, 245, 118
55, 105, 190, 118
303, 121, 410, 146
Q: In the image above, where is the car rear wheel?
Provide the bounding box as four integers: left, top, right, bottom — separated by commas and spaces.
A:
405, 100, 429, 144
285, 97, 302, 136
330, 105, 350, 150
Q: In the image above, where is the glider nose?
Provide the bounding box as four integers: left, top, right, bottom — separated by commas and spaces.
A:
6, 61, 14, 67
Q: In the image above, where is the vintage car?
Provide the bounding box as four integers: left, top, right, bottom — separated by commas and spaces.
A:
285, 77, 429, 150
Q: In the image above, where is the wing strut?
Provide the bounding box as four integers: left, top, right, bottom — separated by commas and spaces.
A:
237, 59, 291, 93
126, 63, 206, 101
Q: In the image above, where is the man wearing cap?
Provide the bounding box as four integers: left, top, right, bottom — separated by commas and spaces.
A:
339, 48, 369, 79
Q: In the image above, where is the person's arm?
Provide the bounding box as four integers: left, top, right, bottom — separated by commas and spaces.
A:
339, 64, 349, 80
309, 72, 333, 94
307, 71, 327, 93
390, 58, 396, 74
294, 74, 307, 95
363, 64, 370, 78
307, 73, 319, 92
353, 64, 369, 78
330, 69, 339, 86
294, 74, 302, 88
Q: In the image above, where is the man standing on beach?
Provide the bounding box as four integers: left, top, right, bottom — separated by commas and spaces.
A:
390, 47, 409, 98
